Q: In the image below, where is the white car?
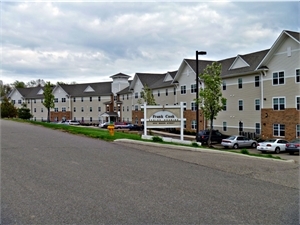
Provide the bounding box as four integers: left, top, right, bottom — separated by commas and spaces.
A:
65, 120, 80, 125
257, 139, 288, 154
221, 135, 257, 149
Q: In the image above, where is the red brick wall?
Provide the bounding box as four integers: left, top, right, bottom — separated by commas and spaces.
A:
261, 108, 300, 141
50, 111, 71, 122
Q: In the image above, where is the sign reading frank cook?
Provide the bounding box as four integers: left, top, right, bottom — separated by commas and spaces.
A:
145, 106, 182, 128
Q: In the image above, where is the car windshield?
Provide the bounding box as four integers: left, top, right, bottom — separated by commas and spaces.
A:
227, 136, 236, 140
264, 139, 276, 143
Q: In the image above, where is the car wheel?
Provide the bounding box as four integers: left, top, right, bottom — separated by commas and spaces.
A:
275, 147, 280, 154
251, 142, 257, 148
289, 152, 294, 155
261, 151, 266, 153
233, 144, 239, 149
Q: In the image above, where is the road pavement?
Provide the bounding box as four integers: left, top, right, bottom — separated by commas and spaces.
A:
1, 119, 299, 224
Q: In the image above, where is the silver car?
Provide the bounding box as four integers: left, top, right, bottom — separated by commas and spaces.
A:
221, 135, 257, 149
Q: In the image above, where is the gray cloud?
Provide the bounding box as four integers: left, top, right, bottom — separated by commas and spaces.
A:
2, 1, 299, 84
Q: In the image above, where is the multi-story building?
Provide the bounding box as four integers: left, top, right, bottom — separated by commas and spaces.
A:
8, 30, 299, 140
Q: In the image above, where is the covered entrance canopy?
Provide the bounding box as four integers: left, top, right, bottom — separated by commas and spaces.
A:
99, 112, 118, 123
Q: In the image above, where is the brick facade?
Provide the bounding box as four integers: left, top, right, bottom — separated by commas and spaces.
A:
261, 108, 299, 141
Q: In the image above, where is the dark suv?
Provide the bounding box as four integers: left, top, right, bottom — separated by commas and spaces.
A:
196, 130, 229, 144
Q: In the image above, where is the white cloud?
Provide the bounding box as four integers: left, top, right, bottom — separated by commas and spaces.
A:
1, 1, 299, 85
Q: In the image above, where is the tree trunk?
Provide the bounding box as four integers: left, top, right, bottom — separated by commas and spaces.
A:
208, 116, 214, 147
47, 108, 50, 123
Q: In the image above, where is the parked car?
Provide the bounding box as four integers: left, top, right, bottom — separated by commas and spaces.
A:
65, 120, 80, 125
196, 130, 229, 144
114, 122, 128, 129
99, 122, 109, 128
221, 135, 257, 149
127, 124, 144, 131
285, 138, 300, 155
257, 138, 288, 154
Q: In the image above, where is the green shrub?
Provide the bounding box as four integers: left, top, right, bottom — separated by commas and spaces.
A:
240, 149, 249, 154
152, 136, 163, 142
191, 142, 198, 147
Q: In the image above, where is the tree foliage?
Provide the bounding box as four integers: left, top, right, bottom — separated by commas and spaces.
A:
18, 103, 33, 120
42, 81, 55, 122
0, 83, 12, 97
198, 62, 226, 145
11, 80, 26, 88
26, 79, 46, 87
0, 96, 17, 118
139, 85, 156, 105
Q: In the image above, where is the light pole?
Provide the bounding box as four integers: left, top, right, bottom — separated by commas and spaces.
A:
196, 51, 207, 134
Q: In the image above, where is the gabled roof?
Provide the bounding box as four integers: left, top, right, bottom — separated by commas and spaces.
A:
257, 30, 300, 70
12, 86, 49, 99
117, 81, 133, 94
109, 73, 131, 79
229, 55, 250, 70
59, 82, 112, 97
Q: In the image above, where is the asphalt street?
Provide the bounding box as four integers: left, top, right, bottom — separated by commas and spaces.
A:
1, 119, 299, 224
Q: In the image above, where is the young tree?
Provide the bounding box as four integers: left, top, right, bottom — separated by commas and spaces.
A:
42, 81, 55, 122
0, 83, 12, 97
140, 85, 156, 105
18, 103, 33, 120
11, 80, 26, 88
0, 96, 17, 118
198, 62, 226, 146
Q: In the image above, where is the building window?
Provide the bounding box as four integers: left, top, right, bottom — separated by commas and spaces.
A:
135, 92, 138, 99
34, 108, 36, 112
222, 81, 226, 90
238, 78, 243, 89
273, 124, 285, 137
81, 97, 84, 102
73, 97, 76, 102
173, 87, 176, 95
27, 99, 30, 104
62, 107, 66, 112
74, 117, 77, 121
127, 94, 129, 100
98, 96, 101, 101
90, 97, 92, 102
296, 96, 300, 110
54, 98, 58, 103
114, 96, 117, 101
140, 92, 144, 98
255, 99, 260, 110
166, 89, 168, 96
90, 107, 92, 112
74, 107, 76, 112
191, 120, 196, 130
180, 85, 186, 94
81, 107, 84, 112
191, 102, 196, 111
34, 99, 36, 103
223, 122, 227, 132
296, 69, 300, 83
238, 100, 243, 111
90, 117, 92, 122
122, 106, 124, 112
296, 124, 300, 137
273, 71, 284, 85
134, 105, 138, 111
191, 84, 196, 93
239, 121, 243, 132
18, 100, 22, 104
122, 95, 124, 100
157, 90, 160, 97
62, 98, 66, 102
54, 108, 58, 112
273, 97, 285, 110
223, 99, 227, 111
41, 99, 43, 103
98, 107, 101, 112
255, 76, 260, 87
41, 108, 43, 112
183, 102, 187, 111
255, 123, 260, 135
127, 106, 129, 111
184, 121, 186, 129
11, 100, 15, 104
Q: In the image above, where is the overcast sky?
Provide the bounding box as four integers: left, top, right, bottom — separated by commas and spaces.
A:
2, 1, 299, 85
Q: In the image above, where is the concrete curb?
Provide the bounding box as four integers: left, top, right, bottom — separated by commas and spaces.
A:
114, 139, 296, 163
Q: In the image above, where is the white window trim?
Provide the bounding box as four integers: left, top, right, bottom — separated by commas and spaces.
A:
273, 123, 285, 137
296, 96, 300, 110
223, 121, 227, 132
272, 70, 285, 86
272, 96, 286, 110
255, 98, 260, 111
238, 99, 243, 111
180, 85, 187, 95
295, 68, 300, 83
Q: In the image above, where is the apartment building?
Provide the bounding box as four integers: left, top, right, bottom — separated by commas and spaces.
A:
8, 30, 299, 140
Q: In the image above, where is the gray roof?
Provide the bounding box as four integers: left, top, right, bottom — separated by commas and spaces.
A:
60, 82, 112, 97
135, 73, 166, 88
285, 30, 300, 42
185, 49, 269, 77
16, 86, 48, 99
